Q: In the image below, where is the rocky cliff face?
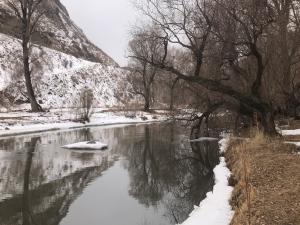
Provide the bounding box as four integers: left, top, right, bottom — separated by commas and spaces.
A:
0, 0, 118, 66
0, 33, 132, 108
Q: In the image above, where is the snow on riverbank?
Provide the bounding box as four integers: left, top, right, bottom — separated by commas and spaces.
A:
281, 129, 300, 136
0, 111, 168, 138
179, 136, 234, 225
281, 128, 300, 151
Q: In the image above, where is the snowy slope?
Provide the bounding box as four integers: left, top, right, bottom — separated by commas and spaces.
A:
0, 33, 133, 108
0, 0, 117, 65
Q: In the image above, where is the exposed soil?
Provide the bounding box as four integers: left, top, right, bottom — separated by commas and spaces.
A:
226, 133, 300, 225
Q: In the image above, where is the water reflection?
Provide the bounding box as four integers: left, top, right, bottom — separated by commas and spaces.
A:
0, 123, 220, 225
123, 124, 220, 223
22, 137, 39, 225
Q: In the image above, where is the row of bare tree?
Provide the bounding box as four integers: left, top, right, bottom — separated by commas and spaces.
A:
127, 0, 300, 135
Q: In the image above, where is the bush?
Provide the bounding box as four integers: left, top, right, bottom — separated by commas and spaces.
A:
124, 110, 137, 118
74, 88, 94, 123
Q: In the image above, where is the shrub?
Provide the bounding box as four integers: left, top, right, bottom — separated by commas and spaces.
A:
74, 88, 94, 123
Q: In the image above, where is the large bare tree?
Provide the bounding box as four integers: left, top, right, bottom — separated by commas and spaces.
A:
132, 0, 285, 135
7, 0, 45, 112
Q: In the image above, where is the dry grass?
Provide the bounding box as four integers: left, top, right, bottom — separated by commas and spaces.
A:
227, 130, 300, 225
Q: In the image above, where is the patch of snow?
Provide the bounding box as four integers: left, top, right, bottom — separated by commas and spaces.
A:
179, 137, 234, 225
219, 136, 230, 153
62, 141, 108, 150
281, 129, 300, 136
189, 137, 218, 142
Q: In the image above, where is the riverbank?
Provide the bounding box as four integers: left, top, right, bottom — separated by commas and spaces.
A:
180, 137, 234, 225
0, 109, 169, 138
226, 129, 300, 225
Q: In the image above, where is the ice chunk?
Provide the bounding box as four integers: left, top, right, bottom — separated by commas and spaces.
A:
189, 137, 218, 142
62, 141, 108, 150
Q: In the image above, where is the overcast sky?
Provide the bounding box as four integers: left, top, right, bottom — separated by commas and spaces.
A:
61, 0, 138, 66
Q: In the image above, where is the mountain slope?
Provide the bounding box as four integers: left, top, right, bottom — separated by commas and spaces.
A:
0, 0, 135, 109
0, 0, 118, 66
0, 33, 132, 109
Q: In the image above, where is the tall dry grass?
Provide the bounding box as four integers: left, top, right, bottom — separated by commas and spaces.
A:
226, 130, 270, 225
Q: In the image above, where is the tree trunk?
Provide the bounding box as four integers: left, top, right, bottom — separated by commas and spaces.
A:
22, 36, 43, 112
190, 118, 203, 140
169, 89, 175, 111
143, 89, 151, 112
144, 100, 150, 112
169, 78, 178, 111
279, 1, 292, 90
260, 109, 278, 136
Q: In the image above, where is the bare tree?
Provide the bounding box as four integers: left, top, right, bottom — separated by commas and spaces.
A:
128, 27, 166, 112
132, 0, 284, 135
7, 0, 45, 112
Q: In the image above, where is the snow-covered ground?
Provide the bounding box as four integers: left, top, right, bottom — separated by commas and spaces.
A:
179, 136, 234, 225
0, 109, 169, 138
281, 128, 300, 154
281, 128, 300, 136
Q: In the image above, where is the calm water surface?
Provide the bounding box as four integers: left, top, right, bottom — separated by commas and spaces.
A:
0, 123, 220, 225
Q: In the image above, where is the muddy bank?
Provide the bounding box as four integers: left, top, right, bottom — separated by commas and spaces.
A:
226, 133, 300, 225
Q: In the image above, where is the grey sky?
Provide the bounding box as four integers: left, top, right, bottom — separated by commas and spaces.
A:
61, 0, 137, 66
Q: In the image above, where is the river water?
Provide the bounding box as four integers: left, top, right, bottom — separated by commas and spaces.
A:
0, 123, 220, 225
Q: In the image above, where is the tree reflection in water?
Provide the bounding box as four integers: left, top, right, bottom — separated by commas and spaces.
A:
0, 123, 221, 225
22, 137, 40, 225
125, 123, 220, 224
0, 129, 114, 225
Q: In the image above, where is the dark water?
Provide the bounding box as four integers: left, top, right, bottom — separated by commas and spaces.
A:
0, 123, 220, 225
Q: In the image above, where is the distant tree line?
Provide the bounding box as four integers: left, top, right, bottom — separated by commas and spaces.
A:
128, 0, 300, 135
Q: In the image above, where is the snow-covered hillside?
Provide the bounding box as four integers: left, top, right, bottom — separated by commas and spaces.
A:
0, 33, 133, 109
0, 0, 117, 65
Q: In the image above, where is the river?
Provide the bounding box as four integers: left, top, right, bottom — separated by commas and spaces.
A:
0, 122, 220, 225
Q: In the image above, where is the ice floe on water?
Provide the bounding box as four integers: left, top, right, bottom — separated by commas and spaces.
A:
62, 141, 108, 150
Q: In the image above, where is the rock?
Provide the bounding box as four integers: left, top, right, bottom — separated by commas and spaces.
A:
141, 116, 148, 121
